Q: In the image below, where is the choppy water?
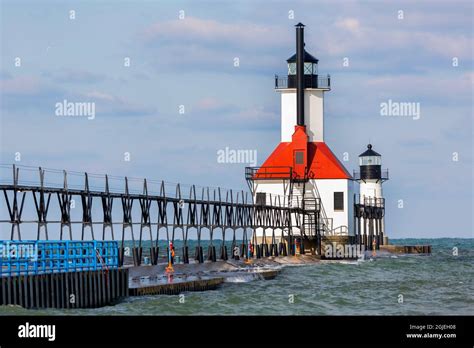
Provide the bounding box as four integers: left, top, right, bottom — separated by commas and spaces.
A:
1, 238, 472, 315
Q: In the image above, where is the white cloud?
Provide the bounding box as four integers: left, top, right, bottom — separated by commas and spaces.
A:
0, 75, 42, 95
365, 72, 472, 100
195, 97, 226, 111
84, 91, 115, 101
142, 17, 291, 49
47, 70, 108, 84
320, 16, 472, 60
81, 90, 156, 117
335, 17, 362, 35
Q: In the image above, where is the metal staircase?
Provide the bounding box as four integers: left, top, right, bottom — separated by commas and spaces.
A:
307, 182, 334, 236
291, 181, 348, 238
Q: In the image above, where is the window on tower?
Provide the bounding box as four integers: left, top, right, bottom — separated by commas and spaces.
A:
295, 151, 304, 165
256, 192, 266, 205
288, 63, 296, 75
334, 192, 344, 211
288, 62, 317, 75
359, 156, 381, 166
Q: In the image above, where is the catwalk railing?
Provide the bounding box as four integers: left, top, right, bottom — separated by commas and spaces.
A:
352, 170, 389, 182
0, 164, 315, 265
354, 194, 385, 209
274, 74, 331, 89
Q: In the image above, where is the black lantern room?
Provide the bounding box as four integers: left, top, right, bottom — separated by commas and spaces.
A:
358, 144, 382, 180
286, 49, 319, 89
287, 49, 319, 75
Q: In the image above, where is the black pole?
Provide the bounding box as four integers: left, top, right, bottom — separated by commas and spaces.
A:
296, 23, 305, 126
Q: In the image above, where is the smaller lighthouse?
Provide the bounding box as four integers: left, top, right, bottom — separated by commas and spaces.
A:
354, 144, 389, 249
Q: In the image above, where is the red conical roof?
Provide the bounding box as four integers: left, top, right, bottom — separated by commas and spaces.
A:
259, 142, 351, 179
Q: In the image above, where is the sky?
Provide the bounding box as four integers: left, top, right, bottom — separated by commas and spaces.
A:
0, 0, 472, 239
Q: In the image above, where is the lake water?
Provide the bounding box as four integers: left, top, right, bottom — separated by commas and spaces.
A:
1, 238, 472, 315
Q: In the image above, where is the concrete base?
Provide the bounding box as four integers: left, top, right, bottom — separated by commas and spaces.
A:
0, 268, 129, 309
380, 245, 431, 254
129, 276, 224, 296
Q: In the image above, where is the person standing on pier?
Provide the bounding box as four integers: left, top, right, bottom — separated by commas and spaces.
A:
166, 241, 175, 273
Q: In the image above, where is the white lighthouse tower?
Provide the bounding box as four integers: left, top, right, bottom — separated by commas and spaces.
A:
277, 44, 329, 143
354, 144, 389, 249
358, 144, 384, 199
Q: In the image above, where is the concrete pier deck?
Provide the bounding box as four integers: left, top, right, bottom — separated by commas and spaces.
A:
126, 258, 287, 296
129, 275, 224, 296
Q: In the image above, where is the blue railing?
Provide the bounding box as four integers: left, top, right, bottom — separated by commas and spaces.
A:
0, 240, 119, 277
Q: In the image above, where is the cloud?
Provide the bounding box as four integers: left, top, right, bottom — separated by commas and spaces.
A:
236, 105, 278, 126
142, 17, 291, 50
365, 72, 472, 102
0, 75, 42, 95
164, 97, 279, 131
317, 14, 473, 74
0, 74, 157, 118
43, 70, 108, 84
84, 91, 115, 101
335, 18, 363, 36
138, 17, 291, 74
0, 74, 64, 113
79, 90, 157, 117
416, 32, 472, 59
195, 97, 229, 111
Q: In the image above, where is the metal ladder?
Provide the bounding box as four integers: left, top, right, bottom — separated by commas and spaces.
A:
306, 182, 334, 236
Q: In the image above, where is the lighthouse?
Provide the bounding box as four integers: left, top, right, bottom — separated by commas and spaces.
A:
353, 144, 389, 249
246, 23, 354, 256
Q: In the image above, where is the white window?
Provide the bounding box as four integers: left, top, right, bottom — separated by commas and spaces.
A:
288, 63, 296, 75
359, 156, 381, 166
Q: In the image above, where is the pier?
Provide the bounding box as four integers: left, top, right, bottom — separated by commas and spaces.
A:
0, 157, 430, 310
0, 164, 328, 309
0, 163, 332, 266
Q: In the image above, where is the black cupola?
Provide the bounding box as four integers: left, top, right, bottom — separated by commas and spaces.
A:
286, 45, 320, 89
358, 144, 382, 180
287, 49, 319, 75
274, 25, 330, 91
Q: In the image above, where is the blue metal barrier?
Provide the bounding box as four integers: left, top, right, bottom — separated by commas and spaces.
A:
0, 240, 119, 276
